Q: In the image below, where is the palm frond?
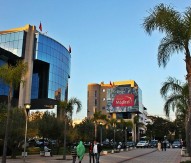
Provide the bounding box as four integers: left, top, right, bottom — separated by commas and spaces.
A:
160, 77, 182, 98
183, 7, 191, 40
158, 35, 184, 67
143, 3, 181, 35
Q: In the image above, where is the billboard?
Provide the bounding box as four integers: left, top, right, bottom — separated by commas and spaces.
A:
106, 85, 142, 113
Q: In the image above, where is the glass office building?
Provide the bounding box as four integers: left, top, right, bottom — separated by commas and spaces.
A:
0, 24, 71, 109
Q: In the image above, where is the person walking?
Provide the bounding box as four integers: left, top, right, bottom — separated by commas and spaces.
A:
157, 141, 161, 151
77, 141, 85, 163
89, 142, 94, 163
161, 140, 164, 151
93, 140, 102, 163
71, 145, 77, 163
163, 140, 167, 151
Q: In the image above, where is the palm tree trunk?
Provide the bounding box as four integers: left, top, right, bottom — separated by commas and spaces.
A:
185, 51, 191, 156
185, 115, 189, 153
63, 112, 66, 160
94, 123, 97, 140
2, 85, 13, 163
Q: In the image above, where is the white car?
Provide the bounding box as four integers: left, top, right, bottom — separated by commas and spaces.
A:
136, 141, 149, 148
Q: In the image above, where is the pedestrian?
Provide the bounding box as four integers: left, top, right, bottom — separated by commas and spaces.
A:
71, 145, 77, 163
163, 140, 167, 151
157, 141, 161, 151
93, 140, 102, 163
161, 140, 164, 151
77, 141, 85, 163
89, 142, 94, 163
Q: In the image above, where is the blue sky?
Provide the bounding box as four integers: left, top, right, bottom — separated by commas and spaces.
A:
1, 0, 189, 120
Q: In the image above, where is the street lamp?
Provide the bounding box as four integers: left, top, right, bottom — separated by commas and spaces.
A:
100, 122, 103, 144
125, 127, 127, 147
23, 103, 31, 162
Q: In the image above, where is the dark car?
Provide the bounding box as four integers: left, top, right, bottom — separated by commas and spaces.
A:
165, 140, 171, 148
172, 141, 182, 148
148, 140, 158, 148
125, 141, 136, 148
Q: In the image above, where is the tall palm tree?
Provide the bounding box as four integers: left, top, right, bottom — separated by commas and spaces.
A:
0, 60, 28, 163
160, 77, 189, 151
92, 111, 107, 140
160, 77, 188, 117
107, 118, 118, 146
143, 3, 191, 155
58, 97, 82, 160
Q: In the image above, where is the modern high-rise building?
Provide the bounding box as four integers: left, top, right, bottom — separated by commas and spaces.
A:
0, 24, 71, 112
87, 80, 147, 141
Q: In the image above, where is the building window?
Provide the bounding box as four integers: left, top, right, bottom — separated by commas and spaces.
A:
95, 90, 97, 97
102, 106, 105, 110
95, 99, 97, 106
103, 89, 105, 92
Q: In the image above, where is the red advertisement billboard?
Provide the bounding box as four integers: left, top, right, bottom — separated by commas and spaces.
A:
112, 94, 134, 107
106, 85, 142, 113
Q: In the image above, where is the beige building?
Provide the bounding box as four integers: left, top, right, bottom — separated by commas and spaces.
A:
87, 80, 146, 142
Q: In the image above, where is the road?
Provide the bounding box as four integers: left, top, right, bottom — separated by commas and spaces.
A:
2, 148, 189, 163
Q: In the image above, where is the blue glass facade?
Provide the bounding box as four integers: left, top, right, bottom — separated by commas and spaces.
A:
33, 33, 71, 101
0, 60, 9, 95
0, 31, 25, 96
0, 31, 24, 57
0, 29, 71, 103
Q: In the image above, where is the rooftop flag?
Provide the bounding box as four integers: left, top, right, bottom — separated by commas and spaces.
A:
110, 81, 113, 87
39, 22, 42, 31
69, 45, 71, 53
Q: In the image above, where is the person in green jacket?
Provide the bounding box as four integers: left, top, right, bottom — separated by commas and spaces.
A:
77, 141, 85, 163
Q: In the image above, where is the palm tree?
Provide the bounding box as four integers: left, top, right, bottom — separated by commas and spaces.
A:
0, 60, 28, 163
160, 77, 188, 117
92, 111, 107, 140
107, 118, 118, 147
118, 118, 133, 144
160, 77, 189, 151
58, 97, 82, 160
143, 3, 191, 155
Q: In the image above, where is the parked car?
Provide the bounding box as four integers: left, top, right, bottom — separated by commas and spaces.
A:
172, 141, 182, 148
165, 140, 171, 148
148, 140, 158, 148
136, 141, 149, 148
125, 141, 136, 148
102, 140, 110, 147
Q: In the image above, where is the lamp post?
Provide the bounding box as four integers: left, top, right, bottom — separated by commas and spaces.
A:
100, 122, 102, 144
23, 103, 31, 162
125, 127, 127, 147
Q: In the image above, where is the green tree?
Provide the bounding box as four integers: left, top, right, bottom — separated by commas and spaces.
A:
107, 118, 117, 144
143, 4, 191, 155
75, 118, 94, 142
38, 111, 62, 139
0, 103, 7, 138
92, 111, 107, 140
28, 111, 43, 138
8, 107, 25, 158
0, 61, 28, 163
160, 77, 188, 117
146, 116, 175, 141
160, 77, 189, 148
58, 97, 82, 160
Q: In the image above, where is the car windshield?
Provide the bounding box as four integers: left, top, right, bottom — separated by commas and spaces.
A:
173, 141, 180, 144
150, 141, 157, 144
127, 142, 133, 144
139, 141, 146, 143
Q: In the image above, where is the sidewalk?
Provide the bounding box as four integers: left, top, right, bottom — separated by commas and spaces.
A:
1, 148, 191, 163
